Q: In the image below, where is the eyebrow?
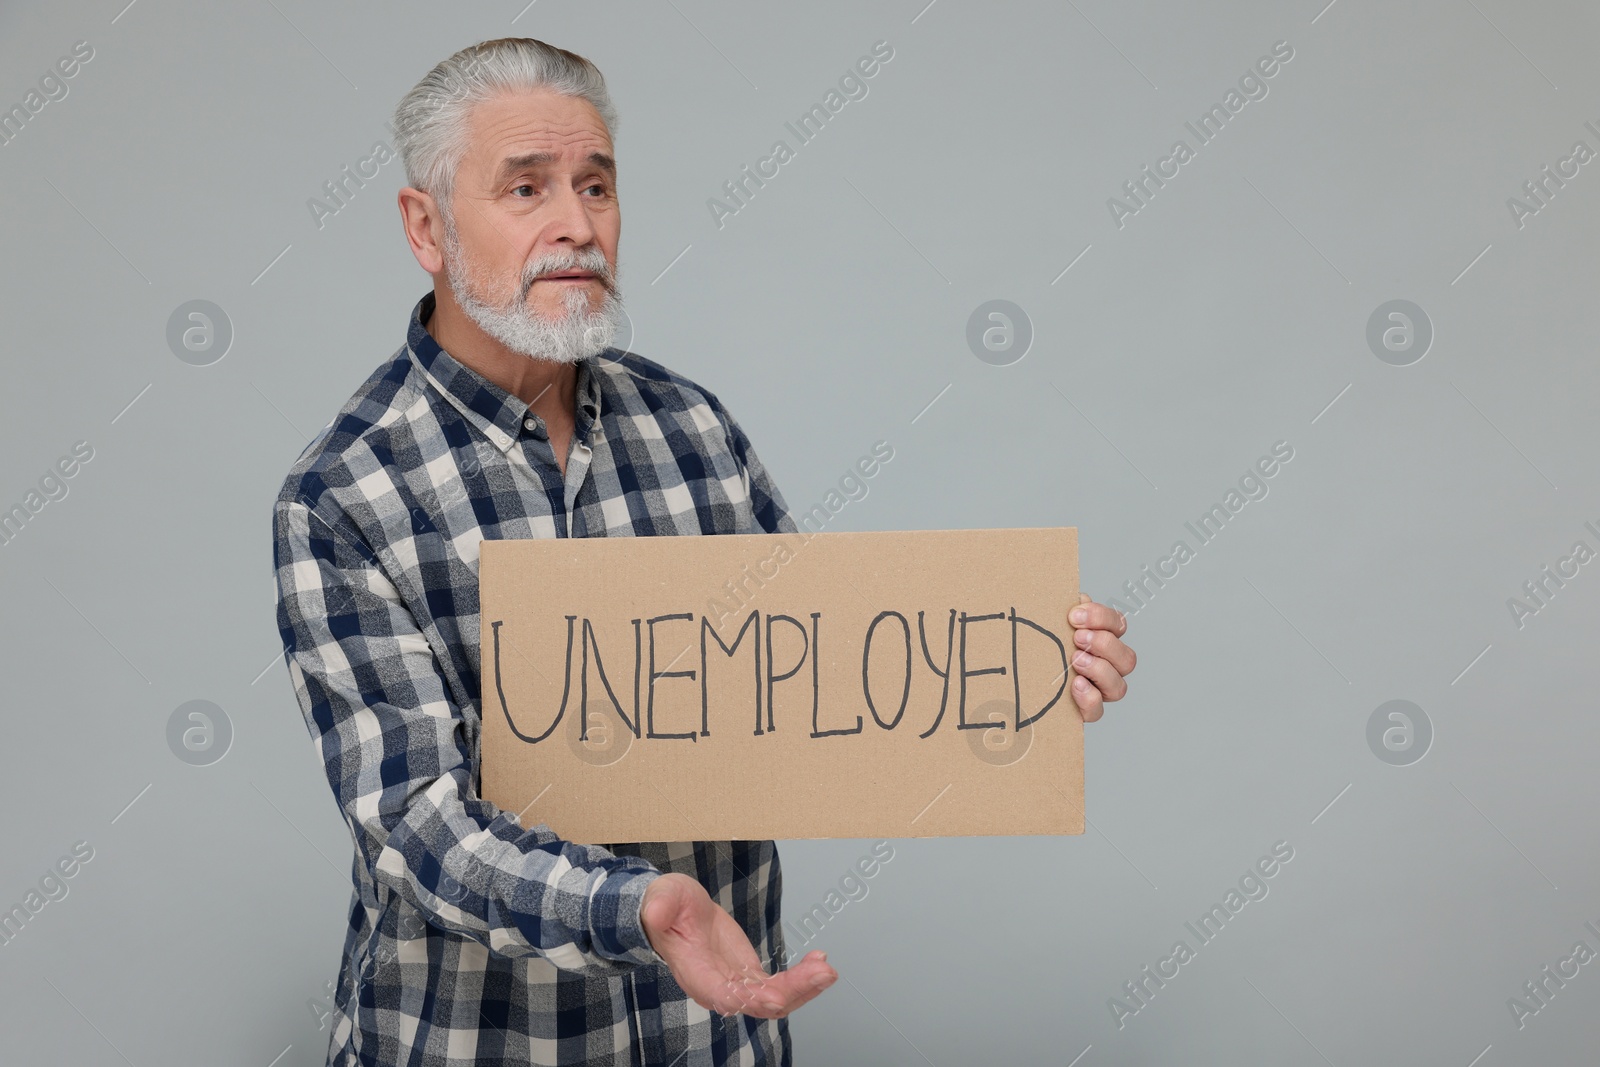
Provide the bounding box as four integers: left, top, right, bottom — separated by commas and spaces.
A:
494, 151, 616, 183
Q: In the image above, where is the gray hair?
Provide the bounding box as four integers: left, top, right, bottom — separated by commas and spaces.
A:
393, 37, 618, 213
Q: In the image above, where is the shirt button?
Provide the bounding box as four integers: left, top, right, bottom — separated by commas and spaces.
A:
523, 417, 538, 432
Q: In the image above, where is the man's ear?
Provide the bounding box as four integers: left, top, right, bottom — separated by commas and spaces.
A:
398, 187, 446, 275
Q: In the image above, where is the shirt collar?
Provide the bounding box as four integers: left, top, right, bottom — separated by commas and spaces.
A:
405, 290, 602, 454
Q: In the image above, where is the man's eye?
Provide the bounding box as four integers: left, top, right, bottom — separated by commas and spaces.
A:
511, 184, 536, 197
583, 185, 608, 197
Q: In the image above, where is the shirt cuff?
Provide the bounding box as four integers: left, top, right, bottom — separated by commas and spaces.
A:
593, 866, 666, 967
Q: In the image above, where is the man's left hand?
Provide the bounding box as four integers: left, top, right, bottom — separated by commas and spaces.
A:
1068, 592, 1136, 723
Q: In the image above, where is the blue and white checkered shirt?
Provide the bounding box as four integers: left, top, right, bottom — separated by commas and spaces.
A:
273, 292, 798, 1067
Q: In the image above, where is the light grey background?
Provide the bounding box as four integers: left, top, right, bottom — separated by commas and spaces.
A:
2, 0, 1596, 1063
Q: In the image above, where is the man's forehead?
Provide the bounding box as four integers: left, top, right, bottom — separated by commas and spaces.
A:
466, 89, 612, 164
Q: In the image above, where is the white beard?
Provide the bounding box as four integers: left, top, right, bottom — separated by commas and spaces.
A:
442, 218, 625, 365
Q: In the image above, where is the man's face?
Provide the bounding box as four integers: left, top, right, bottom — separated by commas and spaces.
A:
441, 87, 624, 363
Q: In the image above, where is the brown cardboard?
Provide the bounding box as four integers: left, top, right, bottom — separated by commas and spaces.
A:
478, 526, 1081, 842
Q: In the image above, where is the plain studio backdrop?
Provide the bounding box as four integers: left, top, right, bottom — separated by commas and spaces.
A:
2, 1, 1597, 1063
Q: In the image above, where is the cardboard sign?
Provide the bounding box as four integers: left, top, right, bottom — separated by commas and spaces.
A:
479, 526, 1081, 842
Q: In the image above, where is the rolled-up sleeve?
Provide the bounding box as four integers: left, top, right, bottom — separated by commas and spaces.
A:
273, 494, 664, 976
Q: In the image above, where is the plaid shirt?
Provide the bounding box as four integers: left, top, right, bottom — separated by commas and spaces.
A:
273, 292, 798, 1067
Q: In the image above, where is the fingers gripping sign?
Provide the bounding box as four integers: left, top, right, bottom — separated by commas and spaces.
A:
1067, 592, 1137, 724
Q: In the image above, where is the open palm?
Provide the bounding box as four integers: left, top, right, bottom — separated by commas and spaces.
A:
640, 872, 837, 1018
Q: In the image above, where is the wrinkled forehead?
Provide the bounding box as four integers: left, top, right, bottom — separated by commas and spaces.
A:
460, 88, 614, 182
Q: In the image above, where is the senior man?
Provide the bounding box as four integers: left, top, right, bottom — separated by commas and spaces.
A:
272, 36, 1136, 1067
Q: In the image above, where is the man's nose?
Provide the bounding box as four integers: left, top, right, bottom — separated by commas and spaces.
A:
547, 181, 600, 249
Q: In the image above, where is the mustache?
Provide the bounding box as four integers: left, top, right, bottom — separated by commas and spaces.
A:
518, 250, 617, 300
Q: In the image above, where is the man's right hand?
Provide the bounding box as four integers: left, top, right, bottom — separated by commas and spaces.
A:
640, 872, 838, 1018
